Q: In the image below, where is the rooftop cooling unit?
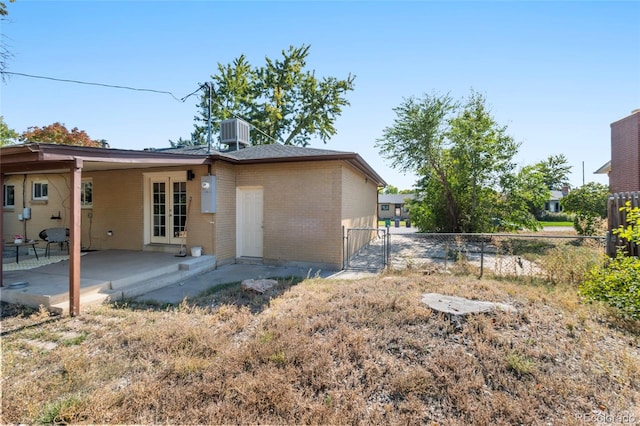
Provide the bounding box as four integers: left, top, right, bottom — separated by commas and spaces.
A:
220, 118, 250, 150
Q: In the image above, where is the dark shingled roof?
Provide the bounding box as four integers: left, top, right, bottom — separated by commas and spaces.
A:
157, 143, 351, 160
220, 144, 351, 160
130, 143, 385, 185
153, 145, 218, 156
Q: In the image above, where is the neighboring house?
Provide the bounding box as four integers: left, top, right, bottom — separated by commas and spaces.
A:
1, 137, 385, 279
544, 188, 569, 213
595, 109, 640, 193
378, 193, 415, 220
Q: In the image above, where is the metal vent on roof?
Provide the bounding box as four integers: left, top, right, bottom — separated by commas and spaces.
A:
220, 118, 250, 150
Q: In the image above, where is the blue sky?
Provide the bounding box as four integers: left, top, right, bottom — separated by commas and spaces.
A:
1, 1, 639, 190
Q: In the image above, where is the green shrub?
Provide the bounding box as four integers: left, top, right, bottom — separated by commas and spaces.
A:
579, 202, 640, 320
537, 211, 574, 222
580, 253, 640, 320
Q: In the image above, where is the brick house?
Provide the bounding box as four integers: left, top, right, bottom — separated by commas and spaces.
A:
1, 140, 385, 277
598, 109, 640, 192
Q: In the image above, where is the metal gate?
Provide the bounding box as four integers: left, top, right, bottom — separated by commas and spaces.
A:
343, 227, 389, 270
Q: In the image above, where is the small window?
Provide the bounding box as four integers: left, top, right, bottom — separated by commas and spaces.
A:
81, 180, 93, 208
32, 181, 48, 201
381, 204, 390, 211
3, 184, 15, 207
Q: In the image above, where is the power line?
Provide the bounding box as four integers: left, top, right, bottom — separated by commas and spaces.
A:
1, 71, 202, 102
3, 71, 282, 144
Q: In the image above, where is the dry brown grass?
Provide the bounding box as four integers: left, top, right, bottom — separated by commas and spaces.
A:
2, 272, 639, 425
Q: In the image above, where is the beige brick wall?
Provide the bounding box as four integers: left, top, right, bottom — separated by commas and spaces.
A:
85, 169, 144, 250
341, 164, 378, 229
183, 165, 216, 256
341, 165, 379, 262
87, 166, 215, 252
2, 173, 72, 243
236, 160, 343, 268
213, 162, 237, 265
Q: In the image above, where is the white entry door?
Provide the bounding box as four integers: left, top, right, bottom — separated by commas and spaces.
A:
237, 187, 263, 258
149, 174, 188, 245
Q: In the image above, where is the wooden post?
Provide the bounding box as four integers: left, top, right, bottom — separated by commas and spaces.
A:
69, 158, 82, 316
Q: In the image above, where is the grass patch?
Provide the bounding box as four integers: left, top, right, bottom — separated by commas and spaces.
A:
2, 272, 639, 424
505, 351, 536, 377
538, 221, 573, 227
36, 395, 86, 425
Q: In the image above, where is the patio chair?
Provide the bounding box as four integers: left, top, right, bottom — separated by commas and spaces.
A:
39, 227, 70, 257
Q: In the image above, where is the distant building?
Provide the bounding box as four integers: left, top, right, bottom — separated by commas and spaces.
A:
544, 188, 569, 213
378, 193, 415, 220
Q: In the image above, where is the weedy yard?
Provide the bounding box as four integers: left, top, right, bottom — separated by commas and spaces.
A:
1, 271, 639, 425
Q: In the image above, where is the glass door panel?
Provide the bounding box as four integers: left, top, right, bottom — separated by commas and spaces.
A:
150, 178, 187, 244
152, 182, 166, 238
172, 181, 187, 239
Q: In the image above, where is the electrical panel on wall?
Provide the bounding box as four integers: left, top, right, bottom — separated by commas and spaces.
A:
201, 175, 216, 213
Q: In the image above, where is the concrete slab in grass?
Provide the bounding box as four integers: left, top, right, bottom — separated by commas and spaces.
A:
422, 293, 517, 316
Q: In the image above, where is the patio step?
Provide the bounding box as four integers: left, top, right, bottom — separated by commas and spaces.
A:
105, 255, 217, 301
108, 255, 216, 290
50, 291, 111, 315
47, 281, 111, 306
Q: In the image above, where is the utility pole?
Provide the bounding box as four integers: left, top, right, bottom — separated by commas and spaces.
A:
206, 82, 212, 154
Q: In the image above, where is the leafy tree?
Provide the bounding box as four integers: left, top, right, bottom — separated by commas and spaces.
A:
190, 44, 356, 147
377, 90, 522, 233
501, 164, 549, 230
20, 122, 104, 147
536, 154, 572, 190
383, 185, 399, 194
560, 182, 609, 235
0, 116, 18, 146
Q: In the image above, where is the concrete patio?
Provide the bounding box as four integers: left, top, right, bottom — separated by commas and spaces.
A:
1, 249, 218, 314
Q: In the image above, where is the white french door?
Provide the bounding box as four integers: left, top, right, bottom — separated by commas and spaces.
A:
148, 173, 188, 245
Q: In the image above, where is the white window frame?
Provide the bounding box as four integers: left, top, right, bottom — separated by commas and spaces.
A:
3, 184, 15, 208
32, 180, 48, 201
81, 179, 93, 208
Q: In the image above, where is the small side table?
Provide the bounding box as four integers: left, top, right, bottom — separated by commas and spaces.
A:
8, 240, 40, 263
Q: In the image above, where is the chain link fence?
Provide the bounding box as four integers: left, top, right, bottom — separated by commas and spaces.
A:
343, 228, 388, 270
388, 233, 606, 284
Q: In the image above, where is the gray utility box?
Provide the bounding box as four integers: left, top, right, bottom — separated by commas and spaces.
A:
201, 175, 216, 213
